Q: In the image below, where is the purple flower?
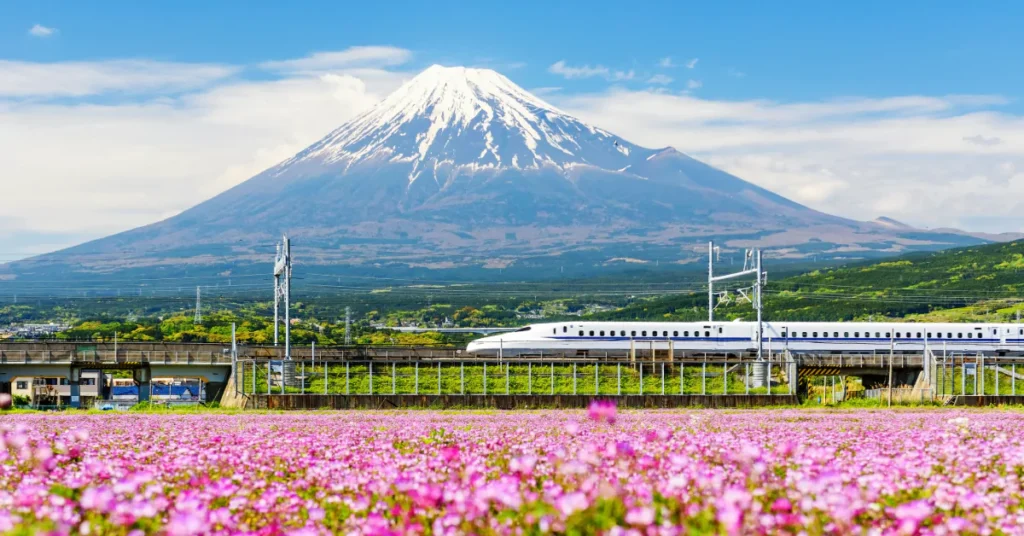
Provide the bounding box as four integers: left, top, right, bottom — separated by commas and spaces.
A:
587, 400, 617, 424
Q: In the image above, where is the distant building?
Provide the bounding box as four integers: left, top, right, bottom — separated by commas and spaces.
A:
11, 371, 101, 407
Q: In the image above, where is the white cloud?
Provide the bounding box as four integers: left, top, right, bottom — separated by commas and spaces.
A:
554, 89, 1024, 233
686, 79, 702, 90
28, 24, 56, 37
685, 58, 699, 69
658, 57, 674, 68
728, 68, 745, 78
549, 60, 634, 82
0, 59, 238, 97
647, 74, 673, 85
259, 46, 412, 73
0, 54, 411, 259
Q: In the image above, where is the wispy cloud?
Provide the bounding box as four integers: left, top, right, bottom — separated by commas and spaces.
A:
530, 86, 562, 96
28, 24, 57, 38
727, 67, 745, 78
685, 58, 699, 69
0, 59, 238, 98
686, 79, 702, 90
963, 134, 1003, 146
260, 46, 412, 73
647, 74, 673, 85
549, 60, 633, 81
658, 57, 674, 68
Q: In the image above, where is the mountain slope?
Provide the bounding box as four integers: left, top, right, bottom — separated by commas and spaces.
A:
2, 65, 992, 282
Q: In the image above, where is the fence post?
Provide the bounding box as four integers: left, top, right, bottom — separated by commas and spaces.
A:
723, 362, 727, 395
617, 363, 621, 396
528, 362, 532, 395
680, 361, 684, 395
550, 362, 554, 395
768, 361, 773, 395
640, 362, 644, 395
251, 361, 256, 395
954, 358, 962, 395
267, 362, 271, 395
1014, 364, 1017, 396
460, 362, 464, 395
369, 363, 374, 395
346, 362, 350, 395
301, 361, 305, 395
573, 362, 577, 395
438, 362, 442, 396
415, 362, 419, 395
483, 363, 487, 396
661, 362, 665, 395
745, 363, 749, 395
595, 363, 599, 395
324, 361, 328, 395
506, 362, 510, 395
701, 362, 706, 395
392, 362, 396, 395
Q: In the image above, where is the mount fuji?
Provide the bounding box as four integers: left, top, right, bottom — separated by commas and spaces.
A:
5, 65, 988, 281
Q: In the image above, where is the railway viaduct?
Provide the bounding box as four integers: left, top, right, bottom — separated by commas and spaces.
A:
2, 340, 976, 407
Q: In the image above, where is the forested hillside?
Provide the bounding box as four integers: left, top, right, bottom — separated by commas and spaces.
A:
598, 240, 1024, 322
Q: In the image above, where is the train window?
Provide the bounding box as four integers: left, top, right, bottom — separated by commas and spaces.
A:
1020, 329, 1023, 335
967, 333, 972, 339
662, 331, 668, 337
684, 331, 689, 337
813, 332, 818, 337
705, 331, 710, 337
620, 330, 626, 336
802, 332, 807, 338
947, 333, 952, 339
875, 332, 880, 338
896, 332, 900, 338
553, 328, 557, 335
589, 331, 595, 336
917, 332, 922, 338
834, 332, 839, 338
642, 331, 647, 337
562, 326, 567, 333
599, 331, 604, 336
673, 331, 678, 337
958, 333, 963, 339
854, 332, 859, 337
579, 331, 584, 337
631, 331, 636, 337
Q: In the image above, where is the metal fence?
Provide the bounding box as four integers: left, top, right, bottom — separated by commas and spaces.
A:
235, 359, 797, 397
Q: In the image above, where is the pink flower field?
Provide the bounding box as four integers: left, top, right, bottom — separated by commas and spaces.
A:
2, 409, 1024, 535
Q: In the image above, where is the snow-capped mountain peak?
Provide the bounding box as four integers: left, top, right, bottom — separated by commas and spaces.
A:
285, 65, 648, 180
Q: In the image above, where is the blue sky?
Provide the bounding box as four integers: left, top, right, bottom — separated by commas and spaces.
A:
2, 1, 1024, 261
6, 1, 1024, 104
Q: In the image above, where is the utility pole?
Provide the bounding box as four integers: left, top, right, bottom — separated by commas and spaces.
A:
193, 286, 202, 324
709, 243, 765, 360
345, 306, 352, 345
273, 235, 292, 360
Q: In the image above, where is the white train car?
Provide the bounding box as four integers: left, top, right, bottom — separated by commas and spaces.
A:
465, 321, 1024, 356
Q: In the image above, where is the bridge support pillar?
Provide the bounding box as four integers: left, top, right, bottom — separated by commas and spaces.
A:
69, 367, 82, 409
134, 367, 152, 403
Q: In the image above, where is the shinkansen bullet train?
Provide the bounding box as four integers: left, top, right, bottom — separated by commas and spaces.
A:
465, 321, 1024, 356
